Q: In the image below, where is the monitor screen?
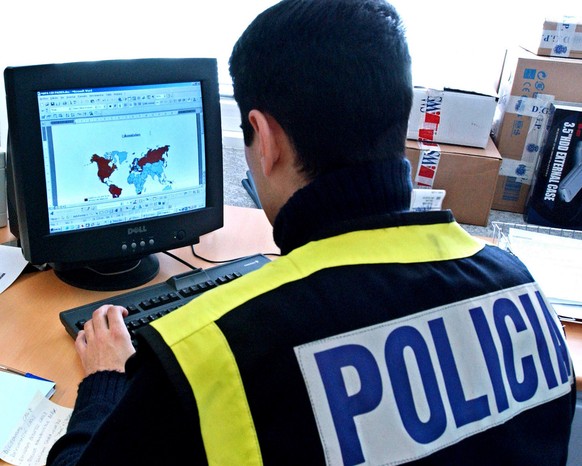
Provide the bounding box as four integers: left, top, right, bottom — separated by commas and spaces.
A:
5, 58, 224, 291
39, 82, 206, 233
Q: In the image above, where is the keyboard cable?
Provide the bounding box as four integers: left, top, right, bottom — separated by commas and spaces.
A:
162, 251, 202, 272
190, 244, 281, 264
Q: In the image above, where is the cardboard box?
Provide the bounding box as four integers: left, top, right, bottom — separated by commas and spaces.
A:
407, 86, 497, 149
525, 103, 582, 229
491, 47, 582, 212
406, 138, 502, 226
523, 16, 582, 60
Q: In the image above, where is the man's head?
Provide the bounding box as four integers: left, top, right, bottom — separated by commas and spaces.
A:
229, 0, 413, 182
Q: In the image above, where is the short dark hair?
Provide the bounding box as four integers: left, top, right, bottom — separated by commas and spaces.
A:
229, 0, 412, 180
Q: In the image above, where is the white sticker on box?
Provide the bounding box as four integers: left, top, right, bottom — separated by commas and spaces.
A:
507, 95, 554, 118
499, 158, 536, 184
410, 189, 446, 212
521, 95, 554, 164
417, 89, 445, 142
541, 19, 578, 57
414, 142, 441, 188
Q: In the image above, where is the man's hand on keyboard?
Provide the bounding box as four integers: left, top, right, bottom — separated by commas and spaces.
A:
75, 305, 137, 377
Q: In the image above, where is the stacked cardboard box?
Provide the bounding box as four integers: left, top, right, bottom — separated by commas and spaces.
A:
406, 138, 502, 226
407, 86, 497, 149
491, 47, 582, 213
522, 16, 582, 60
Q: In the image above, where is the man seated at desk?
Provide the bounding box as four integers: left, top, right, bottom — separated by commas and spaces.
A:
48, 0, 576, 464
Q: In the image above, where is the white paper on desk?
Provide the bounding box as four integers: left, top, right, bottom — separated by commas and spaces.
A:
553, 303, 582, 322
0, 371, 56, 449
0, 392, 72, 466
507, 228, 582, 305
0, 245, 28, 294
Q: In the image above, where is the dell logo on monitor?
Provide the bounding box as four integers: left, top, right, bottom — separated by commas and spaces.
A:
128, 226, 147, 235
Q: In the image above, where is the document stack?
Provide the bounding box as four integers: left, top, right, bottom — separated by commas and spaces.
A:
493, 222, 582, 321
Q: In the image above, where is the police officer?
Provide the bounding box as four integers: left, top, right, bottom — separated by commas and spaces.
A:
48, 1, 576, 465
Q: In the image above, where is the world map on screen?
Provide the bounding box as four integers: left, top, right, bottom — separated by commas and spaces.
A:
89, 145, 172, 198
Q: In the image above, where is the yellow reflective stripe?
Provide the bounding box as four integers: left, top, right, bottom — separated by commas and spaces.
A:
290, 221, 484, 272
151, 221, 484, 465
171, 322, 262, 466
154, 222, 483, 346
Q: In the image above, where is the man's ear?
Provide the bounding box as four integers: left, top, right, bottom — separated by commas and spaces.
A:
248, 109, 280, 177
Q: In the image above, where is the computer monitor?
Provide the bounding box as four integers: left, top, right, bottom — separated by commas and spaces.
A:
4, 58, 224, 291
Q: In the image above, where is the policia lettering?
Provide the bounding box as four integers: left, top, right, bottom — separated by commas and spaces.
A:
297, 284, 572, 466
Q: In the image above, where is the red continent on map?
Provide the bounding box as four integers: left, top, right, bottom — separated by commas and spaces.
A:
137, 145, 170, 168
109, 184, 122, 198
90, 154, 117, 182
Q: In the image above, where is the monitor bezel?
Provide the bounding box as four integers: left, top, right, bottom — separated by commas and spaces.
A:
4, 57, 224, 270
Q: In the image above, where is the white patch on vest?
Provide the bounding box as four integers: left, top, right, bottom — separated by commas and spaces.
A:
294, 283, 572, 466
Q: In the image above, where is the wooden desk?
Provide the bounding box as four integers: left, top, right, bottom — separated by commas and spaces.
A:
565, 323, 582, 387
0, 205, 278, 409
0, 225, 15, 244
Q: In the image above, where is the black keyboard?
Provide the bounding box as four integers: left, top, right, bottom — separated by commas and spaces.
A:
59, 254, 270, 345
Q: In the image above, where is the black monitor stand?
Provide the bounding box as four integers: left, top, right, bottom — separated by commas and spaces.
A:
54, 255, 160, 291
